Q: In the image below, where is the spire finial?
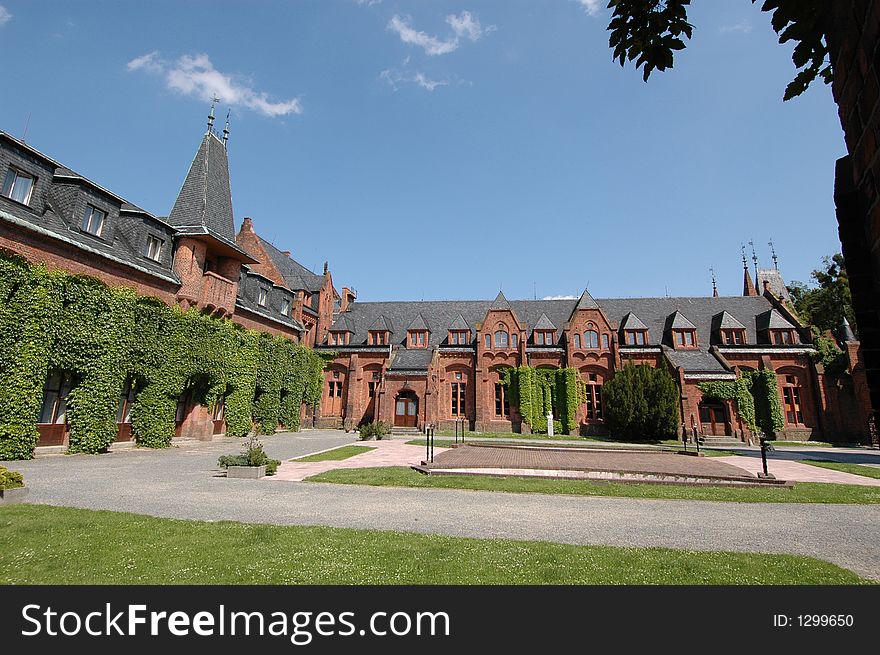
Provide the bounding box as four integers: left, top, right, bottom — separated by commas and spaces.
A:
741, 243, 748, 270
222, 109, 230, 147
207, 94, 220, 133
710, 266, 718, 297
749, 239, 759, 280
768, 239, 778, 270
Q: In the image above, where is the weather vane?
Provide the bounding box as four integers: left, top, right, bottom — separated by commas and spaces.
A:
768, 239, 778, 270
710, 266, 717, 297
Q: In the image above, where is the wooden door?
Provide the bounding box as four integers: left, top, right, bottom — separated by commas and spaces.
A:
699, 403, 728, 436
394, 395, 418, 427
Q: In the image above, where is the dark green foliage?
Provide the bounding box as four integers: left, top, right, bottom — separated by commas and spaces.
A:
0, 252, 325, 460
606, 0, 831, 100
602, 364, 680, 440
746, 369, 785, 435
358, 421, 389, 440
811, 335, 848, 377
500, 366, 580, 434
0, 465, 24, 489
698, 378, 756, 432
217, 435, 280, 476
788, 254, 855, 338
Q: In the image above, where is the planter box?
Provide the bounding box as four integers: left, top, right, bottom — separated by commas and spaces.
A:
226, 465, 266, 479
0, 486, 29, 505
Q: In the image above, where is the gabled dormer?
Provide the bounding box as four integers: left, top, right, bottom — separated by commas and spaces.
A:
481, 291, 521, 351
533, 313, 557, 346
756, 308, 799, 345
567, 289, 613, 351
368, 315, 392, 346
328, 314, 355, 346
666, 311, 698, 349
406, 314, 430, 348
448, 314, 471, 346
712, 311, 747, 345
620, 312, 649, 345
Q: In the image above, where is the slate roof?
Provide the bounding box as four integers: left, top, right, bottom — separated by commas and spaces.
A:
168, 132, 236, 241
258, 236, 325, 295
369, 315, 393, 331
757, 268, 792, 302
712, 310, 746, 331
756, 308, 796, 331
388, 348, 433, 373
575, 288, 599, 310
665, 348, 729, 373
333, 314, 356, 333
620, 312, 648, 330
534, 313, 557, 330
449, 314, 470, 331
490, 291, 512, 311
407, 314, 430, 331
667, 311, 696, 330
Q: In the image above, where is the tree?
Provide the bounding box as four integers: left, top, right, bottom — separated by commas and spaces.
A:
606, 1, 832, 100
602, 363, 680, 440
787, 253, 855, 338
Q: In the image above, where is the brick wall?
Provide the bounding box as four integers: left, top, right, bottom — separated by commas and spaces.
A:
829, 0, 880, 431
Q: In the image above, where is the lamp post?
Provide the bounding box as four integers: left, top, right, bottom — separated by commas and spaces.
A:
757, 434, 775, 479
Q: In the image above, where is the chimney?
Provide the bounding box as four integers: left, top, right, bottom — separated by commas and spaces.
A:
282, 250, 291, 258
323, 261, 329, 275
340, 287, 357, 313
241, 217, 254, 232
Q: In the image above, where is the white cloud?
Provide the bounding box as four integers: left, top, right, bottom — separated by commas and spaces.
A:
0, 5, 12, 26
720, 20, 753, 34
355, 0, 381, 5
126, 52, 302, 118
388, 15, 459, 56
542, 295, 579, 300
576, 0, 602, 16
380, 68, 449, 92
446, 11, 495, 42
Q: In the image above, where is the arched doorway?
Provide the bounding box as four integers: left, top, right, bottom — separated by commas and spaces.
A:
699, 401, 730, 436
394, 391, 418, 428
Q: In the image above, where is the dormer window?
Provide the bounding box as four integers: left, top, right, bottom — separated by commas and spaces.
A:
369, 330, 389, 346
2, 167, 35, 205
328, 331, 349, 346
81, 205, 106, 237
721, 328, 746, 345
280, 298, 291, 316
257, 287, 269, 307
449, 330, 470, 345
535, 330, 555, 345
771, 329, 797, 345
673, 329, 698, 348
624, 330, 648, 345
409, 331, 428, 348
145, 235, 163, 261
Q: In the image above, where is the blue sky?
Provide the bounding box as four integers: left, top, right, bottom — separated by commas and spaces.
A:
0, 0, 845, 301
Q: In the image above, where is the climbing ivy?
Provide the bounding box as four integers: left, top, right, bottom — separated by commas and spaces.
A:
500, 366, 580, 434
698, 369, 785, 436
0, 251, 325, 459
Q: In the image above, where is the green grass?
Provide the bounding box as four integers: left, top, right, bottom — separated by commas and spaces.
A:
436, 430, 601, 442
293, 445, 374, 462
307, 466, 880, 504
0, 504, 866, 584
802, 460, 880, 479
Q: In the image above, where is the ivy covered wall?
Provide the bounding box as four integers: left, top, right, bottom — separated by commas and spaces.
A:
500, 366, 581, 434
698, 369, 785, 436
0, 252, 327, 459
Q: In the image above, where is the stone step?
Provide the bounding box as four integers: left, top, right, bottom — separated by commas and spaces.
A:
698, 437, 744, 447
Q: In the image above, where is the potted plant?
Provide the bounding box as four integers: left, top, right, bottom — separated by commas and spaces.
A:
218, 435, 280, 479
0, 465, 28, 504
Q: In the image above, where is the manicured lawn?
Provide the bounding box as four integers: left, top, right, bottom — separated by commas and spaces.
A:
802, 460, 880, 479
307, 466, 880, 504
293, 445, 374, 462
0, 504, 866, 584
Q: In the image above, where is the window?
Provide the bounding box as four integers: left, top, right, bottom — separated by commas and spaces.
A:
782, 375, 804, 425
584, 330, 599, 348
280, 297, 291, 316
81, 205, 106, 237
369, 331, 388, 346
494, 330, 509, 348
584, 373, 603, 421
1, 168, 35, 205
674, 330, 697, 348
494, 382, 510, 417
143, 235, 163, 261
39, 371, 73, 424
511, 333, 518, 348
451, 380, 466, 416
409, 331, 428, 348
116, 378, 138, 423
722, 329, 746, 345
449, 330, 470, 345
257, 287, 269, 307
484, 334, 491, 349
368, 377, 378, 399
328, 331, 348, 346
601, 333, 610, 349
536, 330, 554, 345
211, 401, 225, 421
573, 333, 581, 349
772, 330, 796, 345
625, 330, 647, 345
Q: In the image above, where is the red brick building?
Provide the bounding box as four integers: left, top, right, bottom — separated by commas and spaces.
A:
0, 111, 873, 444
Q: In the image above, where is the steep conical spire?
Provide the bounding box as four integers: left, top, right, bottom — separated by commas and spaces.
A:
742, 247, 758, 297
222, 110, 230, 147
168, 127, 236, 241
840, 317, 856, 343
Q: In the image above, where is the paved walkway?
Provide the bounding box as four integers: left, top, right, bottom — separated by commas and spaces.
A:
3, 430, 880, 579
716, 455, 880, 487
274, 440, 447, 481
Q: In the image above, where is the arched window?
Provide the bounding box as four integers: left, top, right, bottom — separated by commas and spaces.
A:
573, 333, 581, 349
495, 330, 509, 348
485, 334, 491, 349
585, 330, 599, 348
511, 333, 518, 348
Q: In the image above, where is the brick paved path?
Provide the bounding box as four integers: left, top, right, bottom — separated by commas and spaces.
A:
426, 445, 755, 480
272, 440, 447, 482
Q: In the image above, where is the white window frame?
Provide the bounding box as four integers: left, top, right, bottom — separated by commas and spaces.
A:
81, 205, 106, 237
258, 287, 269, 307
145, 234, 163, 261
2, 168, 35, 205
